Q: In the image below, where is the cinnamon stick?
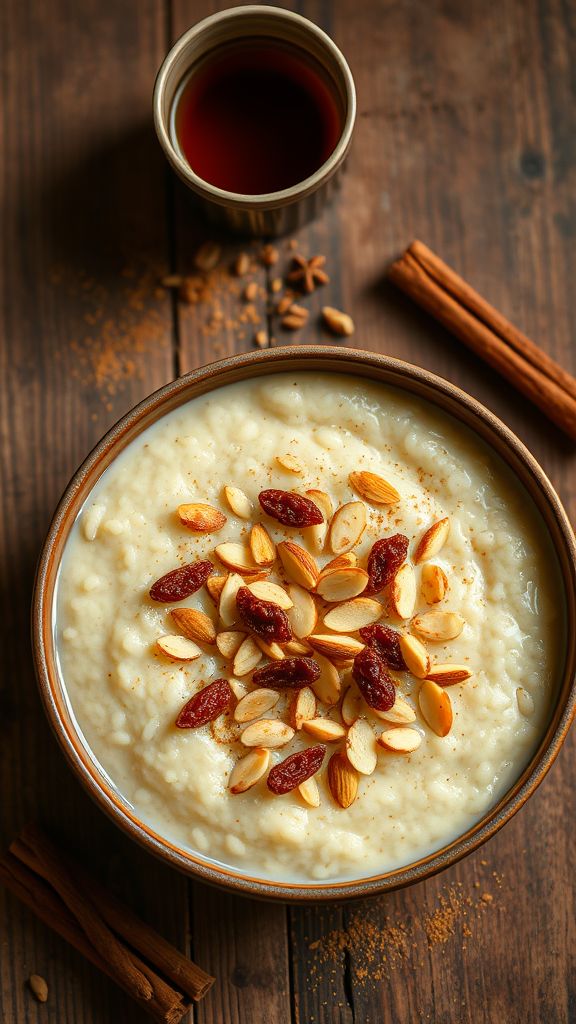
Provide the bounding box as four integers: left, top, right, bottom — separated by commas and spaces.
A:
387, 240, 576, 440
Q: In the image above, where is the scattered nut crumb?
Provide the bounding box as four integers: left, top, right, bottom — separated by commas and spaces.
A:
28, 975, 48, 1003
254, 330, 268, 348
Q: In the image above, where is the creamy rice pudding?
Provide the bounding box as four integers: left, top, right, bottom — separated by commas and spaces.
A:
56, 373, 558, 882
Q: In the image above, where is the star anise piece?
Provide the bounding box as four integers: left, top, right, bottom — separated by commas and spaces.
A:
286, 254, 330, 293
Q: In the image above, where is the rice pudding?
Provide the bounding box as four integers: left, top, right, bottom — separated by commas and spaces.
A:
56, 373, 558, 882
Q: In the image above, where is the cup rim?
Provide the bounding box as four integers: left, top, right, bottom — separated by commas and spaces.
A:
32, 347, 576, 902
153, 5, 357, 208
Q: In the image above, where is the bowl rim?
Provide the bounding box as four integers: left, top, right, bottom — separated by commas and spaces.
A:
32, 346, 576, 902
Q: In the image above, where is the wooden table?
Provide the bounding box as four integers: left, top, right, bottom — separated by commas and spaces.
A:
1, 1, 574, 1021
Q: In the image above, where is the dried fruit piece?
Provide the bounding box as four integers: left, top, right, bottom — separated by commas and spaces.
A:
150, 560, 213, 603
421, 563, 448, 604
412, 611, 464, 641
177, 503, 227, 532
170, 607, 216, 645
328, 752, 358, 808
419, 679, 453, 736
349, 471, 400, 505
426, 664, 472, 686
399, 633, 431, 678
233, 636, 263, 676
390, 563, 416, 619
366, 534, 409, 594
266, 744, 326, 793
28, 975, 49, 1003
176, 678, 233, 728
234, 688, 280, 723
255, 637, 285, 660
352, 647, 396, 711
236, 586, 292, 643
323, 597, 383, 633
259, 489, 323, 527
316, 566, 369, 602
219, 573, 245, 626
289, 686, 317, 730
359, 623, 407, 671
206, 574, 227, 604
377, 727, 422, 753
249, 523, 276, 566
341, 685, 363, 726
371, 694, 417, 724
216, 630, 246, 659
302, 718, 346, 742
346, 718, 378, 775
156, 634, 202, 662
286, 583, 318, 638
247, 580, 293, 609
253, 657, 321, 690
298, 776, 320, 807
312, 653, 341, 705
277, 541, 319, 590
276, 453, 304, 474
516, 687, 535, 716
229, 748, 270, 794
241, 719, 295, 748
224, 486, 252, 519
308, 634, 364, 660
322, 305, 354, 336
328, 501, 367, 555
215, 542, 260, 574
414, 517, 450, 563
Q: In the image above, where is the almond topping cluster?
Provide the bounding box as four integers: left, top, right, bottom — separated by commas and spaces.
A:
149, 470, 473, 810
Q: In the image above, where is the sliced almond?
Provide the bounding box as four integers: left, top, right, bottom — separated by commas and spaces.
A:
399, 633, 431, 679
289, 686, 317, 730
414, 517, 450, 563
170, 607, 216, 645
247, 580, 293, 609
371, 694, 417, 725
276, 453, 304, 474
234, 688, 280, 723
323, 597, 383, 633
328, 751, 358, 808
328, 501, 367, 556
312, 653, 342, 706
211, 711, 243, 745
349, 471, 400, 506
390, 563, 416, 619
377, 727, 422, 753
302, 718, 347, 742
516, 687, 535, 717
233, 636, 263, 676
412, 610, 464, 642
156, 635, 202, 661
306, 489, 333, 521
286, 583, 318, 638
255, 637, 285, 661
322, 306, 354, 336
278, 541, 319, 590
219, 573, 245, 626
249, 523, 276, 567
224, 486, 252, 519
240, 719, 295, 748
216, 630, 246, 659
421, 563, 448, 604
305, 489, 333, 552
298, 776, 320, 807
228, 678, 248, 701
215, 542, 260, 575
341, 685, 363, 726
206, 574, 227, 604
346, 718, 377, 775
323, 552, 358, 572
426, 663, 472, 686
177, 502, 227, 532
419, 679, 453, 736
316, 567, 369, 602
308, 634, 364, 660
284, 639, 313, 655
229, 748, 271, 794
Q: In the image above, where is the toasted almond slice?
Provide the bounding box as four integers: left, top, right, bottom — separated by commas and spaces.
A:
305, 489, 333, 553
308, 634, 364, 660
224, 486, 252, 519
316, 567, 369, 602
346, 718, 377, 775
328, 751, 359, 808
323, 552, 358, 572
289, 686, 317, 730
421, 563, 448, 604
426, 663, 472, 686
219, 572, 245, 626
516, 686, 535, 717
419, 679, 453, 736
303, 718, 346, 742
240, 718, 295, 748
255, 637, 285, 661
156, 635, 202, 661
216, 630, 246, 659
414, 517, 450, 563
233, 636, 263, 676
284, 639, 313, 655
412, 610, 464, 642
249, 523, 276, 567
234, 688, 280, 723
229, 748, 271, 793
377, 727, 422, 753
399, 633, 431, 679
211, 711, 243, 745
312, 653, 342, 705
323, 597, 383, 633
228, 678, 248, 700
349, 471, 400, 505
215, 542, 260, 575
247, 580, 293, 609
306, 489, 333, 520
177, 502, 227, 532
328, 501, 367, 556
371, 694, 417, 725
206, 574, 228, 604
390, 563, 416, 619
170, 607, 216, 645
341, 685, 363, 726
276, 453, 304, 474
278, 541, 319, 590
286, 583, 318, 638
298, 776, 320, 807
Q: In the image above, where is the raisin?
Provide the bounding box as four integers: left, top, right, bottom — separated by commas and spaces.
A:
267, 744, 326, 794
236, 587, 292, 643
352, 647, 396, 711
175, 678, 233, 729
359, 624, 407, 671
365, 534, 409, 594
259, 489, 324, 527
150, 560, 213, 602
252, 657, 321, 689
